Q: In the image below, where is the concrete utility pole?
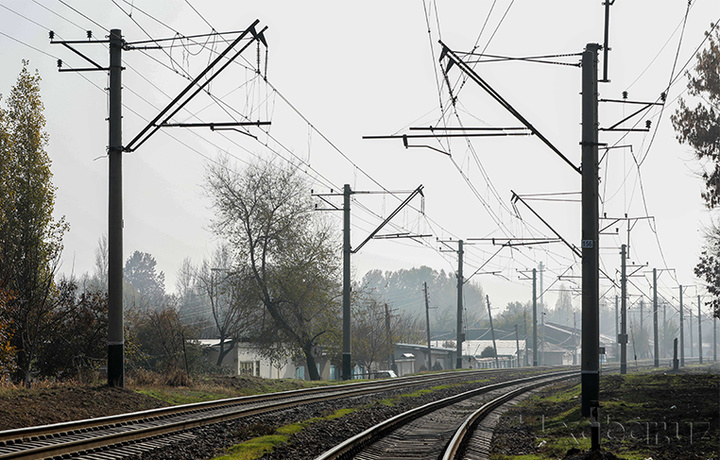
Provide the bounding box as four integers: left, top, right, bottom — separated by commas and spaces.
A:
714, 315, 717, 362
542, 312, 546, 365
424, 282, 432, 371
689, 308, 694, 358
487, 295, 499, 369
640, 300, 644, 337
524, 310, 529, 366
653, 268, 659, 367
456, 240, 464, 369
679, 285, 685, 367
698, 296, 703, 364
538, 261, 545, 317
662, 301, 667, 358
330, 183, 424, 379
620, 244, 627, 374
384, 303, 396, 373
342, 184, 352, 380
54, 22, 267, 388
615, 295, 619, 362
515, 324, 521, 367
533, 268, 538, 366
573, 310, 578, 365
581, 43, 601, 421
107, 29, 124, 388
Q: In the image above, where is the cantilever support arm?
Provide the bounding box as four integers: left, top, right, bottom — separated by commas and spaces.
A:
512, 191, 581, 258
353, 185, 424, 253
439, 41, 580, 175
125, 20, 266, 152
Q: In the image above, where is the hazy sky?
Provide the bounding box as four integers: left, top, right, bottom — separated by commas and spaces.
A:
1, 0, 717, 320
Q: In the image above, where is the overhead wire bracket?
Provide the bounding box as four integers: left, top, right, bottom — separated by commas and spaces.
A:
124, 20, 267, 152
439, 40, 581, 175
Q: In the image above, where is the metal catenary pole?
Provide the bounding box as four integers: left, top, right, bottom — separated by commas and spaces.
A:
515, 324, 521, 367
689, 305, 694, 358
698, 295, 703, 364
714, 315, 717, 362
615, 295, 619, 363
533, 268, 538, 367
107, 29, 124, 388
679, 285, 685, 367
456, 240, 464, 369
620, 244, 627, 374
581, 43, 601, 422
342, 184, 352, 380
653, 268, 659, 367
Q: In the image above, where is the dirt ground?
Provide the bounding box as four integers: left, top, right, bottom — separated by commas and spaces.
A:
0, 374, 319, 431
491, 365, 720, 460
0, 385, 167, 430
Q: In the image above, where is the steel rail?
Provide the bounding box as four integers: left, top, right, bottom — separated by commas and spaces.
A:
441, 373, 576, 460
0, 367, 533, 459
314, 369, 578, 460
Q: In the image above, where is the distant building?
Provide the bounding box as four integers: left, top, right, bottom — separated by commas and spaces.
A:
433, 339, 526, 369
392, 343, 456, 376
196, 339, 336, 380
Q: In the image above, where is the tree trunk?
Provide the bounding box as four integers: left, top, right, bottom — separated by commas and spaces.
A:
303, 344, 321, 380
216, 338, 235, 367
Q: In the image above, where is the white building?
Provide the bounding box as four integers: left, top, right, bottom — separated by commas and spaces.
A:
197, 339, 302, 379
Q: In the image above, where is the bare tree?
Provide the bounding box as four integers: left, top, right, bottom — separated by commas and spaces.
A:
194, 245, 256, 366
205, 157, 340, 380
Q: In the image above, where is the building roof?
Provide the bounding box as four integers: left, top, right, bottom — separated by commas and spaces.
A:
463, 339, 523, 357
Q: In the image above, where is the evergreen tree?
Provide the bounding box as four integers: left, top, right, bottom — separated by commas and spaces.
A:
671, 25, 720, 318
0, 61, 67, 384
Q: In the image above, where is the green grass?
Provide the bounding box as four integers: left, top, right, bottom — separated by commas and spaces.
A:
135, 388, 231, 405
213, 434, 288, 460
210, 407, 358, 460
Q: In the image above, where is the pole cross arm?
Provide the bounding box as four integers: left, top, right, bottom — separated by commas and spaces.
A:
439, 41, 580, 175
511, 191, 581, 258
352, 185, 424, 253
125, 20, 266, 152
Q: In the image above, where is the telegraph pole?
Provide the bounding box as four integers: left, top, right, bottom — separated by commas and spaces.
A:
424, 282, 432, 371
698, 295, 703, 364
653, 268, 659, 367
581, 43, 601, 421
620, 244, 627, 374
487, 295, 499, 368
107, 29, 124, 388
456, 240, 464, 369
679, 285, 684, 367
342, 184, 352, 380
533, 268, 538, 366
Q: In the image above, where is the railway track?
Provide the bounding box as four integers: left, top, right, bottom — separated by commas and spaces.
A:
0, 367, 546, 460
315, 370, 578, 460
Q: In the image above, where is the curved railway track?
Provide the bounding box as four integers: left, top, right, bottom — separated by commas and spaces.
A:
315, 370, 578, 460
0, 367, 546, 460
